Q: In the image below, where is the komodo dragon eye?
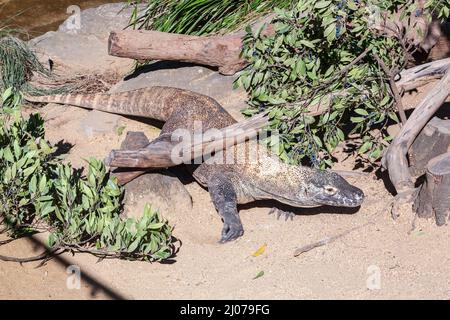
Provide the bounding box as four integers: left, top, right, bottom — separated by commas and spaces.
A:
324, 185, 337, 195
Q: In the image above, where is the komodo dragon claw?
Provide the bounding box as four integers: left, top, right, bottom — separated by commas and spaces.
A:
268, 208, 295, 221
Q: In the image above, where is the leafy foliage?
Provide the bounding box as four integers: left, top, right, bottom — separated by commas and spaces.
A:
127, 0, 292, 35
0, 113, 175, 262
0, 113, 53, 235
235, 0, 432, 168
425, 0, 450, 20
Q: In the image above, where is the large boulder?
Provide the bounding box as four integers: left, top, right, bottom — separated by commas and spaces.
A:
123, 172, 193, 219
29, 2, 135, 74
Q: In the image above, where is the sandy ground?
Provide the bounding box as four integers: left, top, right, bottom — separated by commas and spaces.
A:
0, 83, 450, 300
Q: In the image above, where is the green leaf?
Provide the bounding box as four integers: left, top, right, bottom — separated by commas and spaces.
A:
299, 40, 315, 48
47, 233, 57, 248
3, 147, 14, 162
369, 148, 382, 159
253, 271, 265, 280
324, 23, 336, 42
347, 0, 358, 10
41, 205, 56, 218
128, 238, 141, 253
359, 141, 373, 154
314, 1, 332, 9
354, 108, 369, 116
39, 175, 47, 193
313, 135, 323, 148
388, 112, 399, 123
336, 128, 345, 141
350, 117, 365, 123
148, 222, 165, 230
2, 87, 13, 101
380, 95, 390, 107
296, 59, 306, 77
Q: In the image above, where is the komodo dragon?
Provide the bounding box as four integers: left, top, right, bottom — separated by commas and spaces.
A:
26, 87, 364, 243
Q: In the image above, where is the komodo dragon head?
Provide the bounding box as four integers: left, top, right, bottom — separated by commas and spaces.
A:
302, 169, 365, 207
256, 167, 365, 209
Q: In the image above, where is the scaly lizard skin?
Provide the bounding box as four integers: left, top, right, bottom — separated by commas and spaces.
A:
26, 87, 364, 243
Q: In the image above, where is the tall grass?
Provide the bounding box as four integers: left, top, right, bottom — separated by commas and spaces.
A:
0, 6, 53, 97
0, 36, 49, 94
127, 0, 292, 35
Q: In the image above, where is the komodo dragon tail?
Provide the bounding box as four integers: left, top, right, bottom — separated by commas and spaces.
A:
24, 86, 216, 122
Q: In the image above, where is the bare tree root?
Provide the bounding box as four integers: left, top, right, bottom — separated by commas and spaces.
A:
0, 248, 60, 264
382, 69, 450, 195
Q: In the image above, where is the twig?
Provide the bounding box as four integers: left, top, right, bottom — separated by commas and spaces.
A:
373, 52, 407, 125
292, 197, 398, 258
293, 222, 373, 257
331, 169, 372, 178
0, 248, 59, 263
339, 47, 372, 77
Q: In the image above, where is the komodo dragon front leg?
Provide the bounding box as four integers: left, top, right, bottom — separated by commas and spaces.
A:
117, 133, 245, 243
207, 173, 244, 243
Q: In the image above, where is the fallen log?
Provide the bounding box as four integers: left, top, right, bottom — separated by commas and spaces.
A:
108, 16, 275, 75
413, 152, 450, 226
409, 117, 450, 177
396, 57, 450, 91
382, 69, 450, 193
106, 112, 269, 169
108, 30, 249, 75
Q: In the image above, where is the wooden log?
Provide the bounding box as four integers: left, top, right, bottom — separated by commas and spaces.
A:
108, 14, 275, 75
106, 112, 269, 168
381, 69, 450, 193
108, 30, 249, 75
111, 131, 152, 185
409, 117, 450, 177
413, 152, 450, 225
396, 58, 450, 91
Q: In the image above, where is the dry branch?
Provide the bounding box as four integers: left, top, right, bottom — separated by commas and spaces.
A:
293, 222, 373, 257
396, 58, 450, 91
382, 69, 450, 194
108, 11, 449, 77
0, 248, 59, 263
107, 112, 269, 168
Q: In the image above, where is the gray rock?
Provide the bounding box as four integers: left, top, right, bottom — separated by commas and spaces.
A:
58, 3, 137, 40
29, 3, 135, 74
79, 110, 120, 138
123, 172, 193, 219
110, 62, 248, 121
